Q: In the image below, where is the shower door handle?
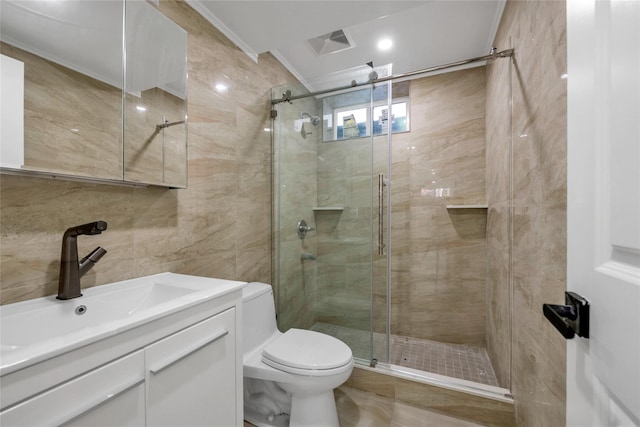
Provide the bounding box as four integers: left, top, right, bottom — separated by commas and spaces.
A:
378, 174, 385, 256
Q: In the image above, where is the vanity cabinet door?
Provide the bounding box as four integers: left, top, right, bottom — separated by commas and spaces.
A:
0, 350, 145, 427
145, 307, 237, 427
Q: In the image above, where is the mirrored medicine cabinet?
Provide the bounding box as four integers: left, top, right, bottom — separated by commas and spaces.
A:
0, 0, 188, 188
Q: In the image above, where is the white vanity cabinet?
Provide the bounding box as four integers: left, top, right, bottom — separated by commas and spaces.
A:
0, 350, 146, 427
146, 308, 237, 427
0, 274, 244, 427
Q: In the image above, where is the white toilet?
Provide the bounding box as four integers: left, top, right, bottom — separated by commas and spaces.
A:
242, 282, 353, 427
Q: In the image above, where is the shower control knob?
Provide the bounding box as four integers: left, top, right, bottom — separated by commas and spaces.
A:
296, 219, 315, 239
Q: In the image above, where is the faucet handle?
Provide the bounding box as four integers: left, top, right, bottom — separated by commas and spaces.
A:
79, 247, 107, 276
80, 247, 107, 264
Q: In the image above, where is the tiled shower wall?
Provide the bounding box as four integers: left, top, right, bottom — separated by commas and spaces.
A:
0, 0, 297, 304
314, 135, 378, 333
390, 67, 488, 347
486, 0, 567, 425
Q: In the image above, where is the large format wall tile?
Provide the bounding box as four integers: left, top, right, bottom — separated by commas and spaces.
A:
390, 67, 488, 346
315, 134, 375, 336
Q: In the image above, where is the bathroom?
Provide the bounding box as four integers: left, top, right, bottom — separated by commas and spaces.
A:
1, 1, 638, 427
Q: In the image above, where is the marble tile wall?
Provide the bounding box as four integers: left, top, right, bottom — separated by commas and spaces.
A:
486, 0, 567, 425
0, 0, 298, 304
390, 67, 488, 346
315, 135, 376, 337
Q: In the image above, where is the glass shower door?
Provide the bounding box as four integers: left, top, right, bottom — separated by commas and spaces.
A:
272, 81, 390, 365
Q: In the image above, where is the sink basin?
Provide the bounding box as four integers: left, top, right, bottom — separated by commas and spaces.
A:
2, 282, 195, 349
0, 273, 246, 375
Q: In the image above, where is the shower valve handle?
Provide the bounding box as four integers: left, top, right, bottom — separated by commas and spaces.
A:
297, 219, 315, 239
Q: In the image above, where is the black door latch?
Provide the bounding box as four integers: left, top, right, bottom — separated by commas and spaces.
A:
543, 292, 590, 339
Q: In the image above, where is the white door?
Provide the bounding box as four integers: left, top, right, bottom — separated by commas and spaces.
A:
567, 1, 640, 426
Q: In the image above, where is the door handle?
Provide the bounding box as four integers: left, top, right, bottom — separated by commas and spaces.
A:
543, 292, 590, 339
149, 329, 229, 374
378, 174, 385, 256
55, 377, 145, 426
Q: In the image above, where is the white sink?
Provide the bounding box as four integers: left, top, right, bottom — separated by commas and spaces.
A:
0, 273, 246, 375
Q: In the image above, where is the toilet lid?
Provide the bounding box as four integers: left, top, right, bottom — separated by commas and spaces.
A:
262, 329, 352, 371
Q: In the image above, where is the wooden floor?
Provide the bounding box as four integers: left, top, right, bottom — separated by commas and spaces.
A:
244, 385, 483, 427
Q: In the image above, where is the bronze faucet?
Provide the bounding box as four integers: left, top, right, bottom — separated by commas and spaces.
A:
57, 221, 107, 300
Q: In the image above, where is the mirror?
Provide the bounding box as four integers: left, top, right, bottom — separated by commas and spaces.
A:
0, 0, 187, 188
124, 0, 187, 186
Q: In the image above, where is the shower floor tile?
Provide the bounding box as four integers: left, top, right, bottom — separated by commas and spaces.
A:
311, 322, 499, 387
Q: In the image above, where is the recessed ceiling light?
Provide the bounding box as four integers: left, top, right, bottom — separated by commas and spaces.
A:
377, 38, 393, 51
136, 105, 147, 112
215, 83, 228, 93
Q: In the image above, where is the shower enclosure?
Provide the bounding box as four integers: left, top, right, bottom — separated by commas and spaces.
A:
271, 54, 512, 394
272, 68, 392, 366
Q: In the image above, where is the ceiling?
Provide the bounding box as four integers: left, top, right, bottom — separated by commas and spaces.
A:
187, 0, 506, 91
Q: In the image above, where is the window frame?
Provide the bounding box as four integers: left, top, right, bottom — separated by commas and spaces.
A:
327, 96, 410, 142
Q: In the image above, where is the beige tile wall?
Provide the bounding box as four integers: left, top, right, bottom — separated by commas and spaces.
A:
0, 0, 298, 304
486, 0, 567, 425
390, 67, 488, 346
315, 135, 376, 333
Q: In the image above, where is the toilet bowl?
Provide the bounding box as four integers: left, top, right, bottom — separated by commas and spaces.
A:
242, 282, 353, 427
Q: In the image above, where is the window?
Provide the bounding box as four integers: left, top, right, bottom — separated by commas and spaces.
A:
322, 81, 410, 142
372, 101, 409, 136
335, 107, 368, 139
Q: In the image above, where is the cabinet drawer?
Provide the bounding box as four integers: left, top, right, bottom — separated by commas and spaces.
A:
146, 307, 237, 427
0, 350, 145, 427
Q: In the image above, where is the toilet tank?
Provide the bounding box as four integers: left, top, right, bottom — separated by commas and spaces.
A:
242, 282, 279, 355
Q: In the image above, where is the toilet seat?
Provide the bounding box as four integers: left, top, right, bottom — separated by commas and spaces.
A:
261, 329, 352, 377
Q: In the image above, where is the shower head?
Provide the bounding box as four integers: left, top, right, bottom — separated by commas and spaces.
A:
300, 112, 321, 126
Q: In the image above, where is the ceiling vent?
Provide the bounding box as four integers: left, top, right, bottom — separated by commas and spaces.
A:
307, 29, 355, 56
